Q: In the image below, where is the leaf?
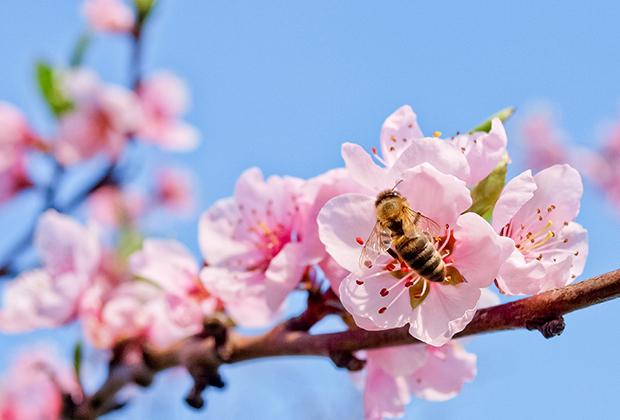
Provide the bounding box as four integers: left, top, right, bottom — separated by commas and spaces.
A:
469, 106, 516, 134
134, 0, 157, 22
35, 61, 73, 117
118, 227, 144, 260
467, 157, 508, 221
69, 32, 91, 68
73, 341, 83, 381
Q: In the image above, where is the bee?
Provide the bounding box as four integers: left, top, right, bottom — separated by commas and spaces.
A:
360, 188, 446, 283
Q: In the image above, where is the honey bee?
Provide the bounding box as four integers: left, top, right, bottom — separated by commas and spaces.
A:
360, 188, 446, 283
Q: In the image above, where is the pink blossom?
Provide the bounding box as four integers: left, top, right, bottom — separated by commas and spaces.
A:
81, 239, 214, 349
55, 70, 142, 165
519, 110, 569, 172
318, 153, 512, 346
0, 210, 101, 332
346, 105, 508, 190
82, 0, 135, 33
0, 346, 80, 420
86, 185, 145, 228
0, 102, 37, 171
449, 118, 508, 185
361, 342, 476, 420
0, 157, 31, 205
137, 72, 199, 151
199, 168, 309, 326
154, 167, 195, 213
493, 165, 588, 295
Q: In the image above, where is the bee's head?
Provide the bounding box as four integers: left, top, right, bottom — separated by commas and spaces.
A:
375, 189, 405, 218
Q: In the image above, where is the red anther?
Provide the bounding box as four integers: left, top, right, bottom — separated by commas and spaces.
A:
378, 307, 387, 314
371, 147, 378, 155
356, 279, 364, 285
380, 288, 389, 297
385, 262, 396, 271
404, 280, 414, 287
355, 236, 364, 245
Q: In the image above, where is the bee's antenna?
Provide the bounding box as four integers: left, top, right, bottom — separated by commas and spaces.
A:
392, 179, 404, 191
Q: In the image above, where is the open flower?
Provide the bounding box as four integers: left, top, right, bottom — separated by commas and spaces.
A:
137, 71, 199, 151
0, 346, 80, 420
199, 168, 309, 326
318, 157, 512, 346
493, 165, 588, 295
361, 342, 476, 420
55, 69, 142, 165
82, 0, 135, 33
81, 239, 215, 349
86, 185, 145, 228
0, 210, 101, 332
345, 104, 508, 192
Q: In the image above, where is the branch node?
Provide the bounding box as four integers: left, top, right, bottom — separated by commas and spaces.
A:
328, 350, 366, 371
526, 315, 565, 339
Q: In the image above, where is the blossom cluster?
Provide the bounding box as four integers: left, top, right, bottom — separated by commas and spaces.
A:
0, 98, 589, 418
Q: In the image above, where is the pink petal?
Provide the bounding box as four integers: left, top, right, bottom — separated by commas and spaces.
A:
495, 249, 547, 295
318, 255, 350, 293
491, 170, 537, 231
397, 164, 472, 228
390, 136, 470, 182
317, 193, 377, 275
142, 294, 204, 349
264, 242, 307, 311
341, 142, 392, 191
512, 164, 583, 229
200, 267, 276, 328
363, 362, 410, 420
380, 105, 424, 166
408, 283, 481, 347
408, 342, 477, 401
451, 212, 513, 288
82, 0, 135, 33
198, 197, 260, 266
34, 210, 101, 278
477, 288, 501, 309
540, 221, 588, 287
130, 239, 199, 294
0, 270, 81, 331
339, 270, 412, 331
367, 344, 428, 377
458, 118, 508, 186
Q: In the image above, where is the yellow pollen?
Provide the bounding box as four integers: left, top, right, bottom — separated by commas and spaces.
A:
433, 131, 442, 138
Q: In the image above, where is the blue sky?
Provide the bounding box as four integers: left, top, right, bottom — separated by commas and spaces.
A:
1, 1, 619, 419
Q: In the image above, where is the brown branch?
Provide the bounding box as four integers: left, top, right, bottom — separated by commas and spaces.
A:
78, 268, 620, 417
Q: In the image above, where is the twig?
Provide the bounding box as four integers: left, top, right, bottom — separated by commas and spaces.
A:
78, 268, 620, 416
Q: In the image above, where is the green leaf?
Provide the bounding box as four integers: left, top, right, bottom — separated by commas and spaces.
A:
118, 227, 144, 260
467, 157, 508, 221
73, 341, 83, 381
69, 32, 91, 68
134, 0, 157, 22
35, 62, 73, 117
469, 106, 516, 134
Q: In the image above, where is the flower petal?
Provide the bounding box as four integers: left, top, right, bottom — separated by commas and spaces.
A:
341, 142, 391, 191
367, 344, 428, 377
390, 137, 470, 182
408, 342, 476, 401
451, 212, 513, 288
264, 242, 307, 311
364, 362, 410, 420
318, 193, 377, 274
408, 283, 480, 346
397, 164, 472, 228
492, 169, 537, 231
380, 105, 424, 166
459, 118, 508, 186
495, 248, 547, 295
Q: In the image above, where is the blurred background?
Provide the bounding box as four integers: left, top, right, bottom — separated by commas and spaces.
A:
1, 0, 619, 418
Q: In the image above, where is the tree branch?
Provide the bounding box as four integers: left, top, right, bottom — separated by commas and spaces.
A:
79, 268, 620, 416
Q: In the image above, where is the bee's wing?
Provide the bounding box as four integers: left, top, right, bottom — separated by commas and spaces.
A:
401, 207, 444, 240
359, 222, 392, 269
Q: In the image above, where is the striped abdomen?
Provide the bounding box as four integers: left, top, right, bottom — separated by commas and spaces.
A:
393, 234, 445, 282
